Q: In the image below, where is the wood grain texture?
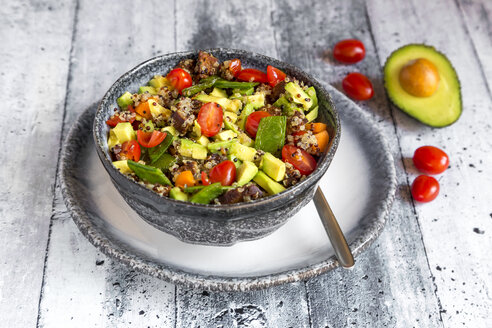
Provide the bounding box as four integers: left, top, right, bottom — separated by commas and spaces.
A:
3, 0, 489, 327
272, 0, 443, 327
457, 0, 492, 96
367, 0, 492, 326
0, 1, 75, 327
37, 0, 177, 326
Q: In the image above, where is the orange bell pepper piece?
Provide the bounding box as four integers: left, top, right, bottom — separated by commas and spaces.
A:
175, 171, 196, 188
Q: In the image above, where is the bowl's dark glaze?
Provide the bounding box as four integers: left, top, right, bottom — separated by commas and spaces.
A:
94, 49, 340, 245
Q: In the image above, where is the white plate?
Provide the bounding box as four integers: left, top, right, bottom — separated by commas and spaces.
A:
61, 85, 396, 290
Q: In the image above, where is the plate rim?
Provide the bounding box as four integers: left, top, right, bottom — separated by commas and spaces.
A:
60, 85, 396, 292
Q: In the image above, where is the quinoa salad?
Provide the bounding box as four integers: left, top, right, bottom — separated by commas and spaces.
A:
105, 51, 330, 205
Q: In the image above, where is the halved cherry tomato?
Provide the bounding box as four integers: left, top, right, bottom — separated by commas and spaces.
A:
166, 68, 192, 93
201, 171, 211, 186
175, 170, 196, 188
237, 68, 268, 83
106, 113, 136, 127
106, 116, 124, 127
267, 65, 286, 87
245, 111, 271, 138
135, 101, 152, 119
197, 102, 223, 137
413, 146, 449, 175
333, 39, 366, 64
137, 130, 167, 148
209, 160, 236, 186
282, 145, 317, 176
229, 59, 242, 77
342, 72, 374, 100
411, 175, 439, 202
120, 140, 141, 162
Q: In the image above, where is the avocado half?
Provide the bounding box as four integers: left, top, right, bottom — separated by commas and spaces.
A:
384, 44, 462, 127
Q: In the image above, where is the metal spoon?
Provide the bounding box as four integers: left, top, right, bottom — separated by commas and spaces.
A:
313, 186, 355, 268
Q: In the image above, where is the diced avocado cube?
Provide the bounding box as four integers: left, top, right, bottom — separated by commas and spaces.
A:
117, 92, 134, 109
238, 132, 254, 147
142, 120, 154, 133
196, 135, 209, 146
148, 99, 171, 119
224, 111, 238, 123
224, 120, 240, 135
285, 82, 311, 110
214, 130, 237, 141
306, 87, 318, 109
207, 139, 236, 153
112, 122, 136, 144
227, 154, 242, 169
149, 75, 169, 89
194, 94, 242, 113
260, 153, 286, 181
237, 103, 255, 130
210, 87, 228, 98
230, 142, 257, 162
192, 120, 202, 137
107, 130, 119, 149
178, 139, 208, 160
162, 126, 179, 137
253, 171, 286, 195
305, 106, 318, 122
236, 161, 258, 186
112, 160, 132, 174
139, 86, 158, 95
245, 93, 265, 109
170, 187, 189, 201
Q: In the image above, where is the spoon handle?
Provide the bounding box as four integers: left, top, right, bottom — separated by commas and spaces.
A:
313, 186, 355, 268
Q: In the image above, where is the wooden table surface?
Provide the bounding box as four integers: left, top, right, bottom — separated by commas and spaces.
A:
2, 0, 491, 327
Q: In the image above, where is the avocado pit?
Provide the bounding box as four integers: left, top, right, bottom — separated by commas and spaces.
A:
399, 58, 440, 97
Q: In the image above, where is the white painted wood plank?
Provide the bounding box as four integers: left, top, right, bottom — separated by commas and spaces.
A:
174, 1, 310, 327
37, 0, 177, 326
367, 0, 492, 326
0, 1, 75, 327
457, 0, 492, 95
272, 0, 443, 326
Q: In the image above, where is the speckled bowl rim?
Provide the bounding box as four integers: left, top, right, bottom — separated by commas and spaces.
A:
60, 85, 397, 292
93, 48, 341, 216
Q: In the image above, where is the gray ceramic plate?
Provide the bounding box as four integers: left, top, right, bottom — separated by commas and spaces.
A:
60, 85, 396, 291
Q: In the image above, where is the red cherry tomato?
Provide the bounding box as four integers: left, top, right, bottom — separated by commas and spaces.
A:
229, 59, 242, 77
106, 113, 135, 127
411, 175, 439, 202
333, 39, 366, 64
106, 116, 124, 127
245, 111, 271, 138
342, 72, 374, 100
197, 102, 223, 137
237, 68, 268, 83
120, 140, 141, 162
281, 145, 317, 176
413, 146, 449, 175
137, 130, 167, 148
201, 171, 211, 186
267, 65, 286, 87
166, 68, 192, 93
209, 160, 236, 186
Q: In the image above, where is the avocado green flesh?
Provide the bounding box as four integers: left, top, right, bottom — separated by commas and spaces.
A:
384, 44, 461, 127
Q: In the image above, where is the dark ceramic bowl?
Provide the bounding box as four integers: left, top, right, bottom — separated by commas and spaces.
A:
94, 49, 340, 246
